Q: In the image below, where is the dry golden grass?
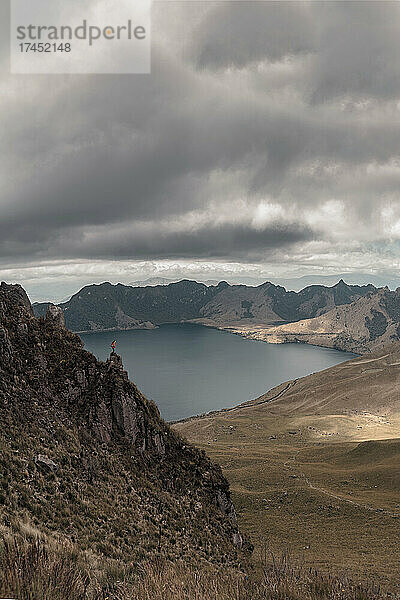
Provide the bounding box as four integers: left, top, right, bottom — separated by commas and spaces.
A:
174, 352, 400, 593
0, 533, 396, 600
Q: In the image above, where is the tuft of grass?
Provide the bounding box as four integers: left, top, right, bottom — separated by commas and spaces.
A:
0, 535, 397, 600
0, 536, 93, 600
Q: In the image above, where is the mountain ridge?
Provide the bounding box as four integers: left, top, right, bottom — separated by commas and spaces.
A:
236, 287, 400, 353
32, 278, 377, 334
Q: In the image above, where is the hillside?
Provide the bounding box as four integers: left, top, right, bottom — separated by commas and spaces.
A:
235, 287, 400, 353
0, 283, 246, 578
174, 343, 400, 589
32, 279, 376, 333
33, 280, 229, 332
2, 282, 394, 599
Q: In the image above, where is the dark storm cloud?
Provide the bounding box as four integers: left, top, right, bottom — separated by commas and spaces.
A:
310, 1, 400, 102
1, 1, 400, 274
191, 1, 316, 69
59, 221, 316, 261
0, 207, 315, 262
191, 1, 400, 101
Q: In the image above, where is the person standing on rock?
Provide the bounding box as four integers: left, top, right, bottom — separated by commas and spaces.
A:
111, 340, 117, 352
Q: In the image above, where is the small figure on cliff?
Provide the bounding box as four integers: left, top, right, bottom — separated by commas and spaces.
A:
111, 339, 117, 353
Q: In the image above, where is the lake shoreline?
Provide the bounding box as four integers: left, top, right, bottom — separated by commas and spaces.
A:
80, 324, 357, 422
77, 318, 360, 355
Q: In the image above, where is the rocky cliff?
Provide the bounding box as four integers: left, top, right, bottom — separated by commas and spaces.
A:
0, 282, 247, 567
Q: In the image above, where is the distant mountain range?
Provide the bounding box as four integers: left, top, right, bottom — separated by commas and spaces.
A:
33, 278, 377, 334
130, 272, 400, 291
241, 287, 400, 354
273, 272, 400, 292
130, 277, 221, 287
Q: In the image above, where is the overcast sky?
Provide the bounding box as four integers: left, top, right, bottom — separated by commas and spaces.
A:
2, 1, 400, 301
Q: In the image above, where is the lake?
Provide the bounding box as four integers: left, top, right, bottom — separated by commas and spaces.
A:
80, 324, 356, 422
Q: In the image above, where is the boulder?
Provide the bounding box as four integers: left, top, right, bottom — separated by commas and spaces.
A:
35, 454, 59, 473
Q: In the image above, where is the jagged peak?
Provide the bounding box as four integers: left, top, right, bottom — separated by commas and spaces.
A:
258, 281, 285, 291
0, 282, 33, 317
332, 278, 348, 288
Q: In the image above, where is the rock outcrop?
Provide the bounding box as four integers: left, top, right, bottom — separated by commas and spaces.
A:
45, 304, 65, 328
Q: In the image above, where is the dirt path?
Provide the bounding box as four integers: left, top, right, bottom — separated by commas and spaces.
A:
229, 379, 298, 412
173, 379, 298, 424
283, 452, 400, 518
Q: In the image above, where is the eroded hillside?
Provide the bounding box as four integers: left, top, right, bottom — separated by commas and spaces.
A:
234, 287, 400, 353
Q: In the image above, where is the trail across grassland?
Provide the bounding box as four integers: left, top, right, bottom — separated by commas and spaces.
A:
283, 452, 400, 518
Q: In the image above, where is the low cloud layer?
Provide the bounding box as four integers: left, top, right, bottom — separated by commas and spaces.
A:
1, 1, 400, 296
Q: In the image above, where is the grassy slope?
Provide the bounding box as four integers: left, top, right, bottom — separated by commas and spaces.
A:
1, 531, 395, 599
174, 345, 400, 590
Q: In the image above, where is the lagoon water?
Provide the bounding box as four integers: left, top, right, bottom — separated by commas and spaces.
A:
80, 324, 356, 422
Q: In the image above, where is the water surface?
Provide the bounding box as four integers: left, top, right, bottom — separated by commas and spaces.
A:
80, 324, 356, 421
